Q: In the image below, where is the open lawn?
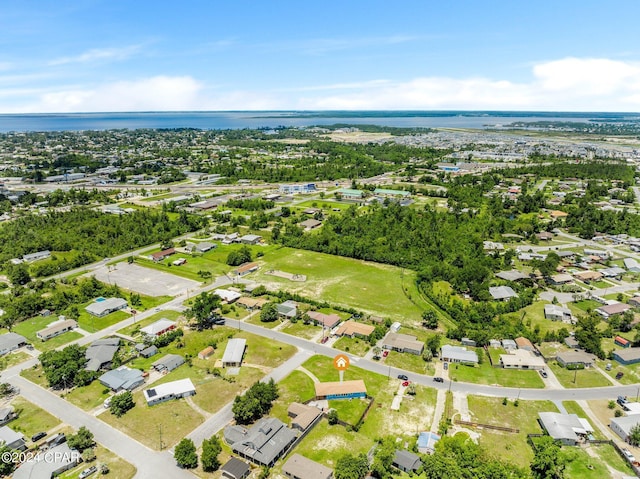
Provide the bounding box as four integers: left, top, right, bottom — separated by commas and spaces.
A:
504, 300, 572, 335
468, 396, 558, 467
245, 313, 282, 329
0, 351, 30, 371
596, 358, 640, 385
281, 321, 321, 340
13, 316, 83, 351
589, 443, 634, 476
448, 357, 545, 388
100, 391, 204, 450
333, 336, 371, 357
562, 447, 617, 479
20, 364, 49, 388
572, 300, 602, 313
9, 397, 62, 439
65, 380, 112, 411
59, 444, 136, 479
383, 351, 435, 375
253, 246, 427, 323
548, 362, 612, 388
270, 370, 317, 423
77, 308, 130, 333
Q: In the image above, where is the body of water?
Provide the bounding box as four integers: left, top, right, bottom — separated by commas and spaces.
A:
0, 111, 637, 133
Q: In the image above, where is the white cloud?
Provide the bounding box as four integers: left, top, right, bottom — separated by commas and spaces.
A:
49, 44, 143, 66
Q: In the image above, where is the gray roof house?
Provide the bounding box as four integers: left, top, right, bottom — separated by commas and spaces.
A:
393, 450, 422, 473
152, 354, 185, 373
544, 304, 573, 322
224, 417, 297, 467
85, 297, 128, 317
13, 443, 80, 479
0, 407, 16, 426
195, 241, 215, 253
36, 319, 77, 341
222, 338, 247, 368
283, 454, 333, 479
99, 366, 144, 392
611, 415, 640, 442
221, 458, 251, 479
0, 332, 27, 356
440, 345, 478, 364
22, 250, 50, 262
489, 286, 519, 301
85, 337, 120, 371
277, 300, 298, 319
240, 234, 262, 244
556, 351, 596, 368
0, 425, 26, 450
139, 345, 158, 358
495, 270, 529, 282
382, 333, 424, 355
538, 412, 592, 446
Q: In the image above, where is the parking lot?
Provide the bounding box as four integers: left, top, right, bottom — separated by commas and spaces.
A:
89, 263, 200, 297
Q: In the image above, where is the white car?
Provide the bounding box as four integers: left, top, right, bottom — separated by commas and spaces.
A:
79, 466, 97, 479
622, 448, 636, 462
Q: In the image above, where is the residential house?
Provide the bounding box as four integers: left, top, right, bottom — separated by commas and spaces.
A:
137, 345, 158, 358
235, 262, 259, 276
538, 412, 592, 446
215, 289, 242, 303
172, 258, 187, 266
240, 234, 262, 245
283, 454, 333, 479
613, 348, 640, 365
224, 417, 297, 467
515, 336, 535, 352
0, 407, 16, 427
85, 338, 120, 371
335, 321, 375, 339
220, 458, 251, 479
393, 450, 422, 473
314, 380, 367, 400
99, 366, 144, 392
0, 426, 26, 450
22, 250, 51, 262
440, 345, 478, 364
495, 270, 529, 282
277, 300, 298, 319
610, 415, 640, 442
499, 349, 546, 370
222, 338, 246, 368
461, 338, 477, 347
536, 232, 554, 241
144, 378, 196, 406
629, 296, 640, 308
150, 248, 175, 262
550, 273, 574, 285
36, 319, 77, 341
194, 242, 215, 253
299, 219, 322, 230
624, 258, 640, 273
0, 333, 27, 356
544, 304, 573, 322
502, 339, 517, 350
601, 267, 626, 279
564, 336, 580, 349
573, 270, 603, 283
489, 286, 518, 301
382, 333, 424, 355
13, 443, 80, 479
152, 354, 185, 373
140, 318, 176, 337
85, 297, 128, 317
306, 311, 341, 329
556, 351, 596, 368
236, 297, 268, 310
287, 403, 322, 432
596, 302, 631, 319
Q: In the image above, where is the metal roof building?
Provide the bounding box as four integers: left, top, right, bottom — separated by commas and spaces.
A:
282, 454, 333, 479
99, 366, 144, 392
0, 332, 27, 355
222, 338, 246, 367
143, 378, 196, 406
538, 412, 592, 446
152, 354, 185, 373
224, 417, 297, 467
440, 345, 478, 364
85, 297, 128, 317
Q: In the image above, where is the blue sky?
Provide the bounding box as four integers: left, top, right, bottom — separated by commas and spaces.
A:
1, 1, 640, 112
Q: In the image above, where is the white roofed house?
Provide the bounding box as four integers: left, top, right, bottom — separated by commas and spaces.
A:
499, 349, 546, 370
538, 412, 592, 446
489, 286, 518, 301
140, 318, 176, 337
0, 333, 27, 356
222, 338, 246, 367
214, 289, 242, 303
143, 378, 195, 406
544, 304, 573, 322
36, 319, 77, 341
440, 345, 478, 364
85, 297, 128, 317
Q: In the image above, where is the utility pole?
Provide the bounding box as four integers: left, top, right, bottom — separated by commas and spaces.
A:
158, 424, 163, 450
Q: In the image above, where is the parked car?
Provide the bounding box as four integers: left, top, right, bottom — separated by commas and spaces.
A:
402, 381, 410, 387
622, 448, 636, 463
397, 374, 409, 381
618, 395, 628, 406
443, 362, 449, 370
79, 466, 97, 479
539, 370, 548, 378
103, 396, 113, 409
31, 432, 46, 442
382, 350, 389, 358
616, 372, 625, 380
433, 377, 444, 383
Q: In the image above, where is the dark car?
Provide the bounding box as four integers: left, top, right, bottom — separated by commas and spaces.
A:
397, 374, 409, 381
616, 372, 625, 380
31, 432, 46, 442
433, 377, 444, 383
539, 370, 548, 378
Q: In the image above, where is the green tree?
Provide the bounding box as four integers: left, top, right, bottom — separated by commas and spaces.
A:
0, 444, 16, 476
530, 436, 565, 479
426, 333, 442, 355
67, 426, 95, 452
629, 424, 640, 446
371, 438, 395, 478
422, 310, 438, 329
110, 391, 135, 417
186, 291, 222, 329
232, 379, 279, 424
327, 409, 339, 425
7, 263, 30, 286
226, 246, 252, 266
174, 438, 198, 469
334, 453, 369, 479
201, 436, 222, 472
260, 302, 279, 323
574, 313, 605, 359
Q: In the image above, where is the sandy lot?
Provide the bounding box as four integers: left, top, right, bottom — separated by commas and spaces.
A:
89, 262, 199, 297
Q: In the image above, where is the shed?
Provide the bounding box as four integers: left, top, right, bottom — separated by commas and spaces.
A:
283, 454, 333, 479
152, 354, 185, 373
198, 346, 215, 360
221, 458, 250, 479
393, 450, 422, 473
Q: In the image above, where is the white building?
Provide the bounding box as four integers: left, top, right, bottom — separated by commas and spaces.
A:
143, 378, 196, 406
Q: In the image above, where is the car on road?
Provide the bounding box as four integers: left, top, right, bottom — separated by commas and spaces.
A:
79, 466, 97, 479
539, 370, 548, 378
31, 432, 46, 442
433, 377, 444, 383
397, 374, 408, 381
382, 350, 389, 358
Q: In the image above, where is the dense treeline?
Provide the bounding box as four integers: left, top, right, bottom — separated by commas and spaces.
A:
565, 204, 640, 238
225, 198, 274, 211
0, 208, 204, 265
498, 161, 635, 184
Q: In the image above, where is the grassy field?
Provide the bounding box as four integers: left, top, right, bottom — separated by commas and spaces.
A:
468, 396, 558, 467
448, 358, 545, 388
20, 364, 49, 388
65, 380, 112, 411
548, 362, 612, 388
252, 246, 427, 323
572, 300, 602, 313
77, 307, 130, 333
503, 300, 572, 335
280, 321, 321, 340
0, 351, 30, 371
383, 350, 435, 375
100, 391, 204, 450
270, 370, 317, 423
13, 316, 83, 351
333, 336, 371, 357
59, 445, 136, 479
596, 358, 640, 385
9, 397, 62, 439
